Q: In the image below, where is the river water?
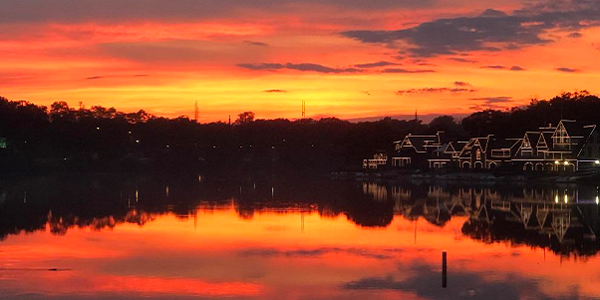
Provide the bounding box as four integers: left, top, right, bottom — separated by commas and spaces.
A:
0, 174, 599, 299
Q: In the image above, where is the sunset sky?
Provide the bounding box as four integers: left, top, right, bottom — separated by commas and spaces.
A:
1, 0, 600, 122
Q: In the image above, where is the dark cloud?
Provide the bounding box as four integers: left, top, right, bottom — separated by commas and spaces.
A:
481, 65, 507, 69
469, 96, 513, 103
263, 89, 287, 93
396, 87, 476, 95
447, 57, 478, 63
411, 59, 436, 66
555, 67, 580, 73
382, 68, 435, 73
342, 1, 600, 57
354, 61, 399, 68
568, 32, 583, 38
0, 0, 438, 24
453, 81, 471, 87
237, 63, 363, 74
481, 65, 526, 71
243, 40, 269, 47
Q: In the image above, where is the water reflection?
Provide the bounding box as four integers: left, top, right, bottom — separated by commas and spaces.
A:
362, 181, 600, 257
0, 174, 600, 299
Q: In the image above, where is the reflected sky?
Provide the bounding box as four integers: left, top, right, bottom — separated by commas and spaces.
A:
0, 174, 599, 299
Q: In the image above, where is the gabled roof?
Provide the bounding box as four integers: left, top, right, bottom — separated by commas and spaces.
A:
444, 141, 468, 154
540, 132, 554, 149
490, 137, 521, 150
453, 141, 467, 152
459, 136, 493, 158
524, 132, 541, 148
395, 133, 443, 153
560, 120, 586, 138
575, 125, 597, 157
477, 135, 495, 151
407, 136, 437, 152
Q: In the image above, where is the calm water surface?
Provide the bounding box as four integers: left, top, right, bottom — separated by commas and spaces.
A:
1, 174, 600, 299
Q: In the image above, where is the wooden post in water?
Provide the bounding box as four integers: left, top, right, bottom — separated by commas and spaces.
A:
442, 251, 447, 288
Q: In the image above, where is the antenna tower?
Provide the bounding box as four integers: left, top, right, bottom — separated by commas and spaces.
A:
302, 100, 306, 119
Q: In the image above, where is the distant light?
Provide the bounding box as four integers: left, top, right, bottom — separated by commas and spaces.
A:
63, 157, 67, 161
564, 161, 569, 166
596, 196, 599, 204
554, 160, 560, 165
555, 195, 559, 203
136, 139, 140, 143
128, 131, 132, 134
240, 146, 243, 149
166, 145, 170, 148
213, 145, 216, 149
272, 146, 275, 149
595, 160, 600, 165
96, 127, 100, 130
564, 194, 568, 204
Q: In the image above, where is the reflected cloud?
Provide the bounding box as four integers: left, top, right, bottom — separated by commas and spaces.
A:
238, 247, 405, 260
343, 263, 553, 300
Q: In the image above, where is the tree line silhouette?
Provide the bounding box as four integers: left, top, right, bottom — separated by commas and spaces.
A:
1, 91, 599, 172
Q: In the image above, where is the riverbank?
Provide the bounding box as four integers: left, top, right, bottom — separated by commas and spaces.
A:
331, 169, 599, 183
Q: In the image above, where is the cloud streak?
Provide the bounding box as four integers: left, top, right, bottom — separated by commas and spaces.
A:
237, 62, 364, 74
354, 61, 399, 68
382, 68, 435, 74
469, 96, 513, 110
396, 87, 476, 95
480, 65, 526, 71
243, 40, 269, 47
85, 74, 149, 80
238, 247, 404, 260
555, 67, 580, 73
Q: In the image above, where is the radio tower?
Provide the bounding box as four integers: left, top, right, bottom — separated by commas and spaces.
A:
194, 101, 199, 123
301, 100, 306, 119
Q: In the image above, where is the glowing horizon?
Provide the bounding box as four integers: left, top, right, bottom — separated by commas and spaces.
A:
1, 0, 600, 122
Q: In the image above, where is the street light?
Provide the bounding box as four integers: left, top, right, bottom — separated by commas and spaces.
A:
554, 160, 560, 165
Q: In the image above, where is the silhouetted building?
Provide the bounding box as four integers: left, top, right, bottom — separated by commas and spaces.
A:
363, 152, 388, 169
369, 119, 600, 173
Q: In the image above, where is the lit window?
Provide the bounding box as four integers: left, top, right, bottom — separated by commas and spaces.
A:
0, 138, 6, 149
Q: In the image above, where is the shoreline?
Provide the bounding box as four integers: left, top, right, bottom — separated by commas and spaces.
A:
331, 170, 599, 183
